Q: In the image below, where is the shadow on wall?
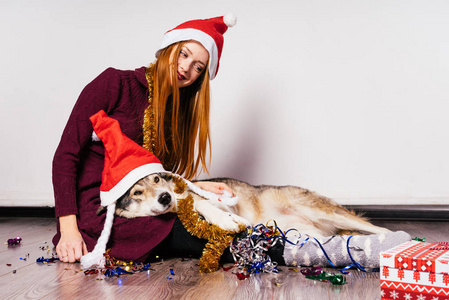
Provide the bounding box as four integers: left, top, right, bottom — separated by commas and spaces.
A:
217, 83, 280, 184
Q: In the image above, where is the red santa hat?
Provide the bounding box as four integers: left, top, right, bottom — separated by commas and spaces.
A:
92, 110, 165, 207
156, 14, 237, 80
81, 110, 166, 269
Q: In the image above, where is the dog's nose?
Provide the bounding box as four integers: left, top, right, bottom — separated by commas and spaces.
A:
158, 192, 172, 206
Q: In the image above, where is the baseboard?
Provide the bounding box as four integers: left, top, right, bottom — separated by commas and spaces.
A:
0, 206, 55, 218
1, 205, 448, 221
345, 205, 449, 221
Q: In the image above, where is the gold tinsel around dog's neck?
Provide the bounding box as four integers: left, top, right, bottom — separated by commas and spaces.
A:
172, 175, 244, 272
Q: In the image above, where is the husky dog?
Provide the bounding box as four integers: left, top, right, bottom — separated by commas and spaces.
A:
99, 173, 389, 237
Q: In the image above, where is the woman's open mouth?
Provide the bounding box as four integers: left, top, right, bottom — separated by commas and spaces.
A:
177, 72, 186, 81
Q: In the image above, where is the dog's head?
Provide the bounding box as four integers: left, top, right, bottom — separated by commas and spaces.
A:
98, 172, 177, 218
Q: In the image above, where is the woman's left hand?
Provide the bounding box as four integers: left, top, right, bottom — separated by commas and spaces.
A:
194, 181, 235, 196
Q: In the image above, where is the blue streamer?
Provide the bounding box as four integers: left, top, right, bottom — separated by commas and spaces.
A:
287, 234, 378, 274
103, 267, 133, 277
271, 224, 379, 274
36, 256, 59, 263
345, 236, 379, 272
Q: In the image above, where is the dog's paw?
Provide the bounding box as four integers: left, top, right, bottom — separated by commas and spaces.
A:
194, 200, 249, 233
230, 214, 251, 228
213, 212, 249, 233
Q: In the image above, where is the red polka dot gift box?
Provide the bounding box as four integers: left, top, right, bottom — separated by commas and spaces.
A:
380, 240, 449, 300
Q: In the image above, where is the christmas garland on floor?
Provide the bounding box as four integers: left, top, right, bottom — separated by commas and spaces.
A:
173, 175, 246, 273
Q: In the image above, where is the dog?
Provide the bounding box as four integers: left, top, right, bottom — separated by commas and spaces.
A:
98, 173, 389, 237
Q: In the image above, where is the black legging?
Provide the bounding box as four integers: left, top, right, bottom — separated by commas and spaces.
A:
150, 217, 285, 265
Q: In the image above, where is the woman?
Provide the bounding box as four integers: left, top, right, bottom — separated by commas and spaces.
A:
52, 15, 237, 263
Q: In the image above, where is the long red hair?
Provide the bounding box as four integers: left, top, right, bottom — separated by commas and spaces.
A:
150, 42, 211, 180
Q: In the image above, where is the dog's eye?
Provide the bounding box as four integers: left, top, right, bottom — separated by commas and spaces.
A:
154, 176, 160, 183
133, 190, 143, 196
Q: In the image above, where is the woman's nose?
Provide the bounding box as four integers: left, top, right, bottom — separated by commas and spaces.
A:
179, 60, 191, 73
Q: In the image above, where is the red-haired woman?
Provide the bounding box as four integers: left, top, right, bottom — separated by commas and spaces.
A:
52, 15, 237, 264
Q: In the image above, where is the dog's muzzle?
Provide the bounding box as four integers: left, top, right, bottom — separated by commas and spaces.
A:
158, 192, 172, 206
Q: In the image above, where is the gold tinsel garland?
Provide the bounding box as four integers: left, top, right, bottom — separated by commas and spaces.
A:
143, 65, 156, 154
173, 175, 245, 273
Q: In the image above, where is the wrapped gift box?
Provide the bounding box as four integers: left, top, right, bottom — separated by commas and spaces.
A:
380, 240, 449, 300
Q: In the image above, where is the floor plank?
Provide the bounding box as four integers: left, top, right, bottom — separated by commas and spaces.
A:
1, 217, 448, 299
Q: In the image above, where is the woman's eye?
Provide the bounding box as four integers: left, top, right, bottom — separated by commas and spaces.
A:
180, 51, 187, 58
133, 191, 143, 196
195, 65, 203, 73
154, 176, 160, 183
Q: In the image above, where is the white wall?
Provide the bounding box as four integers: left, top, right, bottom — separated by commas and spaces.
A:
1, 0, 448, 207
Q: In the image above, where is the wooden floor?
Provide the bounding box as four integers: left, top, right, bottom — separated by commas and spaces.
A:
1, 217, 448, 300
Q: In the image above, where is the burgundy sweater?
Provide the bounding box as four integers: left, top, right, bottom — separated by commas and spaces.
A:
52, 67, 176, 261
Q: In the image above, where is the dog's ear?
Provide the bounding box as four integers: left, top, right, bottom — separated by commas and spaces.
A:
116, 190, 134, 209
96, 189, 132, 216
159, 172, 173, 182
96, 205, 107, 216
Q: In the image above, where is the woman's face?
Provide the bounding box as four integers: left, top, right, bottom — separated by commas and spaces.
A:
176, 41, 209, 88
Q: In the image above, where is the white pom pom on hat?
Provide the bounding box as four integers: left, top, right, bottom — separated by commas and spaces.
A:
156, 14, 237, 80
223, 13, 237, 27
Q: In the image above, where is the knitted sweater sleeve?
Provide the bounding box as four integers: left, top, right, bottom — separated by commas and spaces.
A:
52, 68, 122, 217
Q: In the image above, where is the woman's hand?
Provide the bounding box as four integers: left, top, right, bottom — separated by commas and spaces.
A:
194, 181, 235, 196
56, 214, 88, 263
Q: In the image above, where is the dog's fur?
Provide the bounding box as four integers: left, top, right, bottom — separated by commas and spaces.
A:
99, 173, 389, 237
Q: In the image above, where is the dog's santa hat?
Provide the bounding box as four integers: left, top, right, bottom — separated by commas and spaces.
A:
156, 14, 237, 80
80, 110, 165, 268
81, 110, 238, 269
